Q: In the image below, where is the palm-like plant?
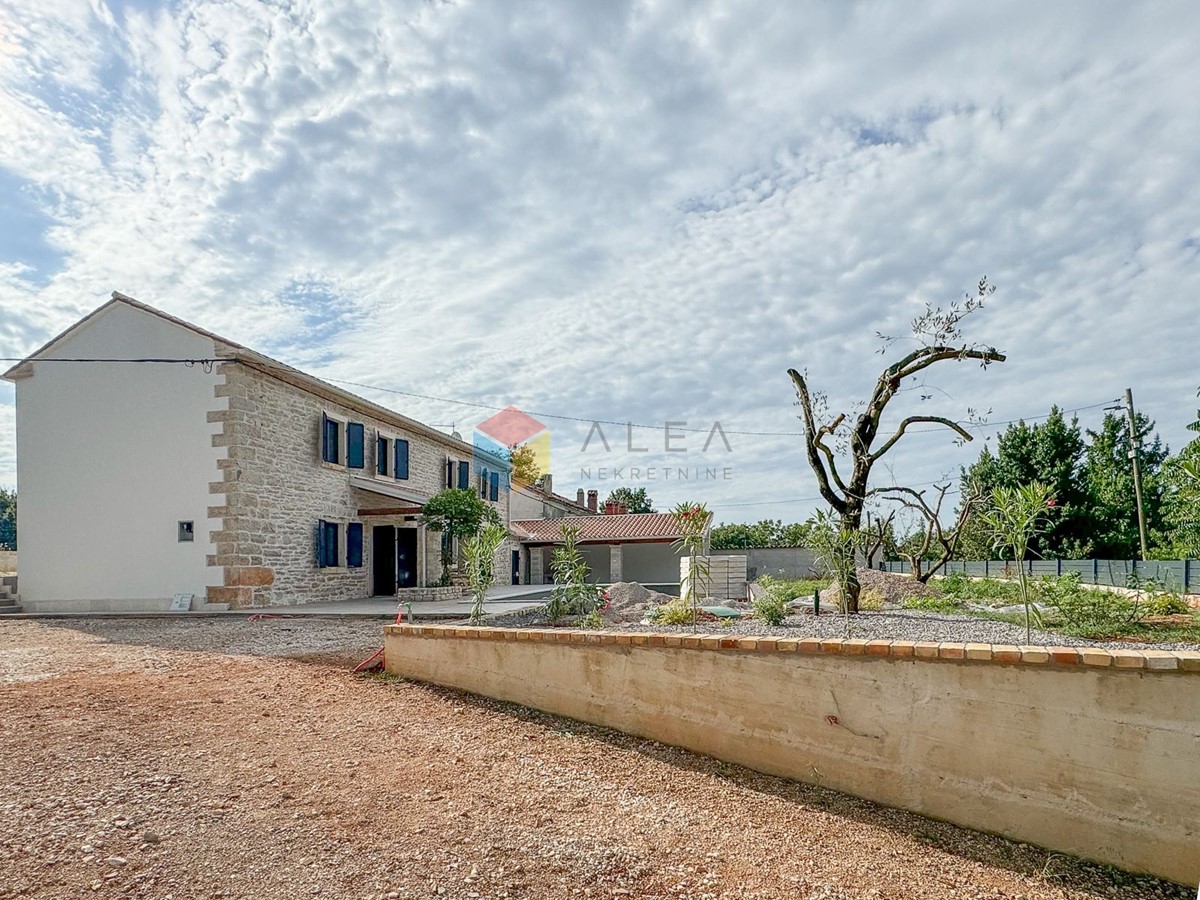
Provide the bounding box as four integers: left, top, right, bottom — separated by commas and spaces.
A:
462, 523, 507, 624
979, 483, 1056, 642
671, 502, 712, 627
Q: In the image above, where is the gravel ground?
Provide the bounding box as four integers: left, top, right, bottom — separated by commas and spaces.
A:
488, 608, 1200, 651
0, 617, 1191, 899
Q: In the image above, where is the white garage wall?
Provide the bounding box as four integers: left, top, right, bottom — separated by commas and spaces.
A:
14, 302, 224, 609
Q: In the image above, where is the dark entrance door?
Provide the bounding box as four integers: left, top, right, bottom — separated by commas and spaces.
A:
396, 528, 418, 588
511, 550, 521, 585
372, 526, 396, 596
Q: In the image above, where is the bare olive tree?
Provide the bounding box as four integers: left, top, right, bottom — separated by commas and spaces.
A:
788, 278, 1005, 611
876, 482, 983, 582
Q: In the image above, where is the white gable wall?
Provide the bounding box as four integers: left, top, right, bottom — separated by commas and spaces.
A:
14, 302, 225, 610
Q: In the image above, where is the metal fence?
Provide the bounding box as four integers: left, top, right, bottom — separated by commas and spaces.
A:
878, 558, 1200, 594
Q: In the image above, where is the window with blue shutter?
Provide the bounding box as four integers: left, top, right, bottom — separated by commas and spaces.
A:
347, 523, 363, 568
376, 435, 389, 476
317, 520, 340, 568
489, 471, 499, 502
347, 422, 365, 469
480, 468, 489, 498
446, 459, 455, 488
457, 460, 470, 489
321, 415, 340, 464
394, 439, 410, 480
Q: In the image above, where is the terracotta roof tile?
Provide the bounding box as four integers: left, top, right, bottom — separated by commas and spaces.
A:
512, 513, 682, 543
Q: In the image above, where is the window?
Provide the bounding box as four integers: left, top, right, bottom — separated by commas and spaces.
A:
178, 521, 194, 542
347, 523, 363, 568
489, 471, 500, 502
457, 460, 470, 489
376, 435, 389, 476
347, 422, 365, 469
445, 458, 455, 488
321, 415, 341, 464
317, 520, 340, 568
394, 439, 410, 480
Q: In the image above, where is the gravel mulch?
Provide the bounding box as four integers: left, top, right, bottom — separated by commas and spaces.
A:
486, 607, 1200, 651
0, 618, 1192, 899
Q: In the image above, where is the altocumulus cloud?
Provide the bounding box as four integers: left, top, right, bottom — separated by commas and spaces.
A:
0, 0, 1197, 520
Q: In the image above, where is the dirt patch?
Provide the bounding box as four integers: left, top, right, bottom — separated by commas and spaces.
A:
602, 581, 677, 624
0, 618, 1187, 899
822, 568, 939, 608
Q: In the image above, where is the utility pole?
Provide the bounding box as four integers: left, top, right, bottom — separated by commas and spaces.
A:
1124, 388, 1150, 560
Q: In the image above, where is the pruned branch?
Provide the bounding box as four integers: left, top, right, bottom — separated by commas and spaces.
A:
789, 368, 848, 513
869, 415, 974, 463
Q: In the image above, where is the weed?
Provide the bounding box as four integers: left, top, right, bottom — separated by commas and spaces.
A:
650, 601, 696, 626
751, 592, 789, 626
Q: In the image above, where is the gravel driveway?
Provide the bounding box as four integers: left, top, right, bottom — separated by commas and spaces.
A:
0, 617, 1188, 899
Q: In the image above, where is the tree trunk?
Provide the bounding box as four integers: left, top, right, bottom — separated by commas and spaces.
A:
838, 505, 863, 613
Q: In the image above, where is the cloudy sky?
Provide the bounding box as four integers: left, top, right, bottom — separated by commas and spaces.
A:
1, 0, 1197, 523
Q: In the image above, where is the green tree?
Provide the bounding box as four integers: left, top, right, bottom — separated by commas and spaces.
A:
1081, 412, 1167, 558
778, 521, 813, 547
1154, 439, 1200, 558
959, 407, 1089, 558
604, 486, 655, 513
419, 488, 502, 584
0, 488, 14, 550
710, 519, 781, 549
508, 444, 541, 486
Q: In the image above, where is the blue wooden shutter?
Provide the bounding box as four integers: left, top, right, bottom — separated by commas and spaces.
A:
489, 471, 499, 502
320, 415, 337, 463
347, 423, 365, 469
376, 435, 388, 476
481, 467, 489, 497
316, 520, 326, 567
446, 459, 455, 488
457, 460, 470, 489
394, 439, 410, 479
347, 523, 363, 568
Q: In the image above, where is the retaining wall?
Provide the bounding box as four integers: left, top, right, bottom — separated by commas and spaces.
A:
384, 625, 1200, 885
0, 550, 15, 572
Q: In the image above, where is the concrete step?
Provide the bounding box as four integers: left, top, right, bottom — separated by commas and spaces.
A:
0, 597, 22, 614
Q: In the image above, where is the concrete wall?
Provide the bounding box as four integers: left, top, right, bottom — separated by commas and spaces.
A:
744, 547, 826, 581
384, 626, 1200, 886
12, 303, 225, 612
0, 550, 15, 572
621, 542, 679, 586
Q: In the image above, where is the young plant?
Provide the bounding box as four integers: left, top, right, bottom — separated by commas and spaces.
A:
979, 482, 1055, 642
671, 501, 712, 628
462, 523, 507, 624
751, 592, 789, 626
544, 524, 605, 623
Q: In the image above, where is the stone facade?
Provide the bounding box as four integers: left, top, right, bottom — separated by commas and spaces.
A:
206, 361, 511, 608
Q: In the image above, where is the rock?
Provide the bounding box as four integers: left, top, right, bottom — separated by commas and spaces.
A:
105, 856, 127, 867
142, 830, 162, 844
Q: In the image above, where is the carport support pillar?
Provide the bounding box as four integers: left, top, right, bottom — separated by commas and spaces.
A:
609, 544, 623, 584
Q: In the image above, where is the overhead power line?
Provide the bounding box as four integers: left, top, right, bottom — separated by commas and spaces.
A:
0, 356, 1119, 440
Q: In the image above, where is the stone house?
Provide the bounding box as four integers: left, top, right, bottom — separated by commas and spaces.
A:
3, 293, 514, 613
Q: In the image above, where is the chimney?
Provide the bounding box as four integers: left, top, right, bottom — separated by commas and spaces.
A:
587, 490, 598, 513
617, 502, 627, 515
541, 473, 552, 495
604, 500, 616, 515
576, 488, 585, 506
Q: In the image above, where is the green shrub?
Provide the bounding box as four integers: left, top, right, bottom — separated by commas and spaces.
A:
1142, 590, 1190, 617
903, 595, 966, 613
939, 573, 1022, 604
650, 601, 695, 626
1036, 573, 1143, 634
751, 592, 789, 626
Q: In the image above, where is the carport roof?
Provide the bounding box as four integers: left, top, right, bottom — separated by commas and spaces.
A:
512, 513, 683, 544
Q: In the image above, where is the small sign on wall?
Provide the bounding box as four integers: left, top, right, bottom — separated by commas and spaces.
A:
169, 593, 194, 612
